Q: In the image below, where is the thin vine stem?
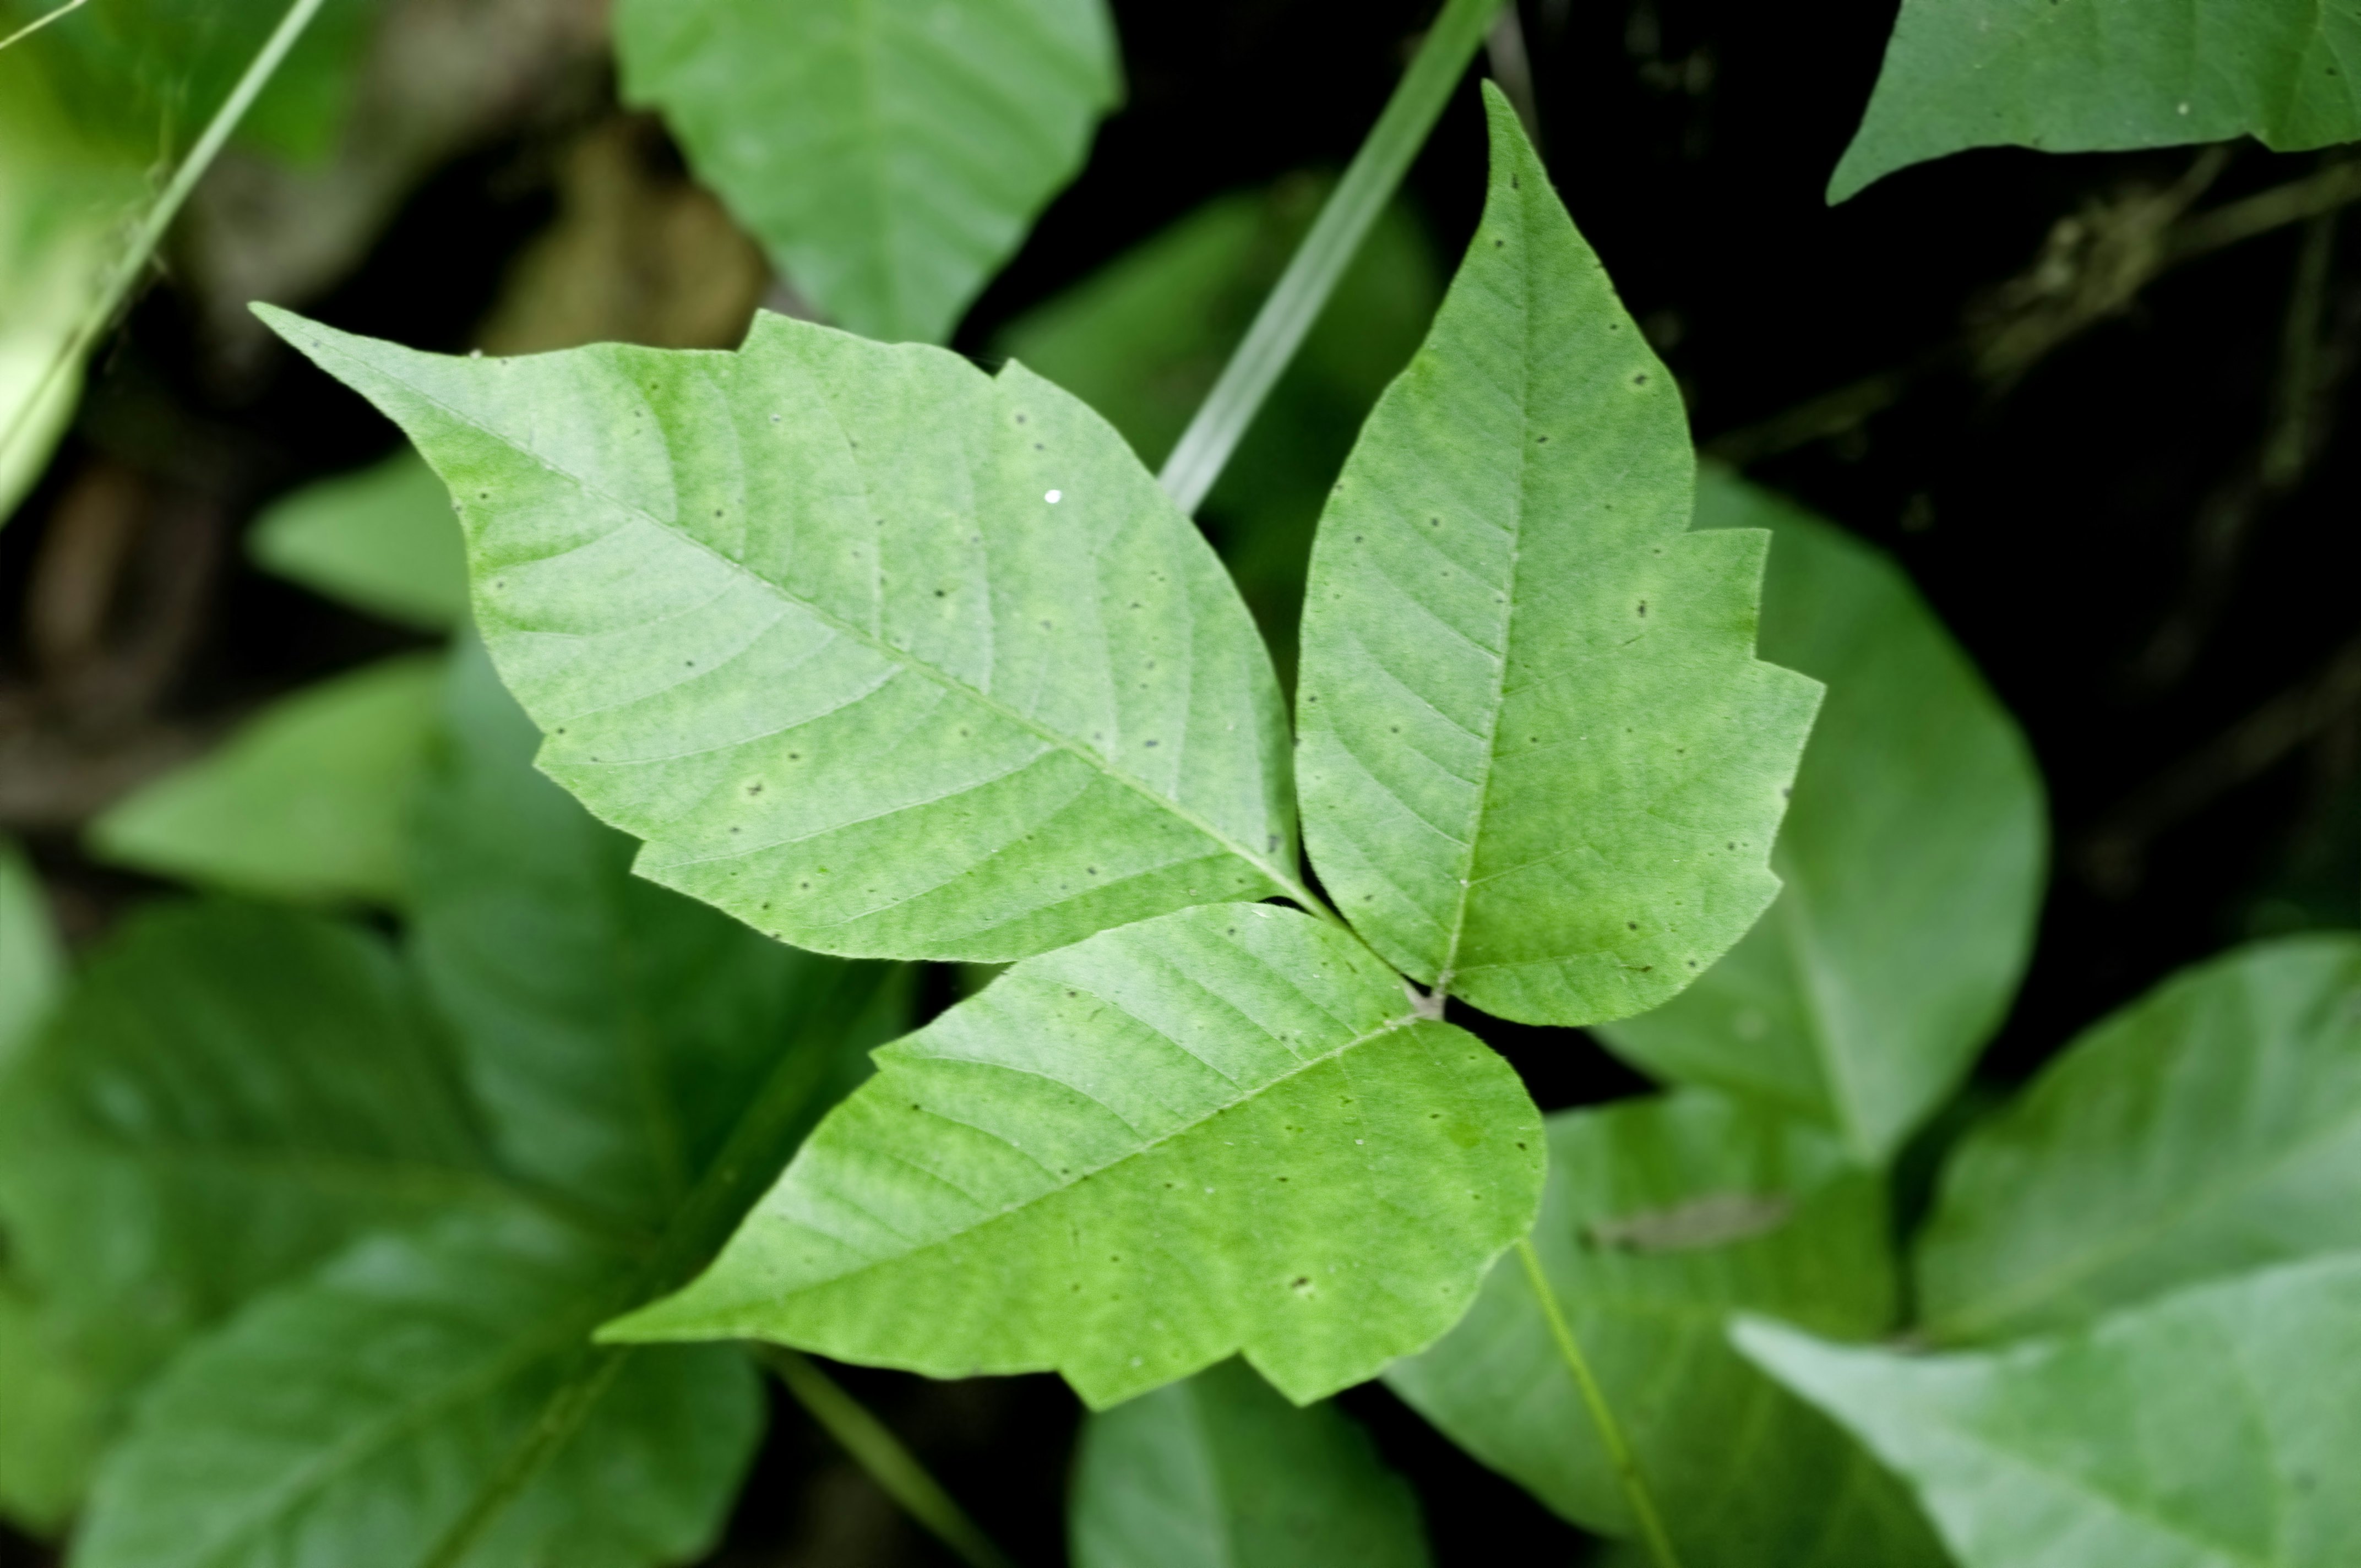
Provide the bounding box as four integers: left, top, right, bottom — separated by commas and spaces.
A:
1156, 0, 1504, 513
0, 0, 329, 484
0, 0, 89, 54
757, 1346, 1019, 1568
1515, 1237, 1687, 1568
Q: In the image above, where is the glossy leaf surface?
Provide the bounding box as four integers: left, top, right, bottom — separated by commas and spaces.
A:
608, 903, 1545, 1408
1917, 934, 2361, 1342
1600, 473, 2045, 1163
1741, 1254, 2361, 1567
1388, 1091, 1944, 1566
1294, 88, 1820, 1028
0, 900, 503, 1397
1071, 1358, 1430, 1568
412, 641, 896, 1237
614, 0, 1120, 344
249, 448, 470, 630
78, 1208, 761, 1568
86, 654, 445, 908
262, 306, 1302, 962
1831, 0, 2361, 202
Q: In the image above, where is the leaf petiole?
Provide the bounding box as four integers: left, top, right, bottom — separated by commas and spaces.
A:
757, 1346, 1019, 1568
1515, 1237, 1686, 1568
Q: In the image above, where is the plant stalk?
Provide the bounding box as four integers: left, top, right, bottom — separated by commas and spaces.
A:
1515, 1237, 1686, 1568
0, 0, 89, 53
1156, 0, 1504, 513
757, 1345, 1019, 1568
0, 0, 329, 485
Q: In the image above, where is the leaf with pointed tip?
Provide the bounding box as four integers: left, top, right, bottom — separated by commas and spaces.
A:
1388, 1091, 1945, 1567
1831, 0, 2361, 203
1294, 86, 1820, 1029
1071, 1358, 1430, 1568
1739, 1254, 2361, 1568
1598, 472, 2045, 1164
1916, 934, 2361, 1343
412, 639, 901, 1237
86, 654, 446, 908
0, 900, 507, 1401
614, 0, 1120, 344
249, 449, 470, 630
259, 305, 1302, 963
606, 902, 1544, 1408
76, 1208, 762, 1568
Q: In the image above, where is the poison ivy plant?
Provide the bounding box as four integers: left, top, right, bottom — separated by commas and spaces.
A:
614, 0, 1122, 344
1388, 1091, 1946, 1567
1070, 1358, 1430, 1568
1914, 934, 2361, 1342
248, 448, 471, 631
264, 81, 1817, 1415
1740, 1253, 2361, 1568
87, 654, 447, 907
1831, 0, 2361, 202
1598, 472, 2045, 1164
997, 179, 1443, 672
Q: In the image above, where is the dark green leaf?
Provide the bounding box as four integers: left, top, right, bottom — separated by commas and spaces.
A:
1598, 472, 2046, 1164
0, 900, 505, 1400
0, 1272, 105, 1535
614, 0, 1121, 344
1830, 0, 2361, 202
258, 304, 1305, 963
1294, 86, 1820, 1028
86, 654, 445, 908
1071, 1358, 1430, 1568
607, 902, 1544, 1408
1388, 1091, 1945, 1567
1739, 1253, 2361, 1567
1916, 934, 2361, 1342
76, 1208, 762, 1568
248, 449, 470, 630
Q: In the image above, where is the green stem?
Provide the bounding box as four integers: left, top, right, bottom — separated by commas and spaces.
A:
0, 0, 89, 53
1515, 1237, 1685, 1568
1156, 0, 1504, 513
757, 1346, 1018, 1568
0, 0, 329, 483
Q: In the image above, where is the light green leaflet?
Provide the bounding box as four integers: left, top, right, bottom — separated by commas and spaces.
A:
1296, 87, 1821, 1028
1599, 473, 2045, 1164
1916, 934, 2361, 1343
77, 1208, 761, 1568
0, 900, 504, 1402
607, 902, 1545, 1408
1831, 0, 2361, 203
258, 304, 1302, 963
1739, 1253, 2361, 1568
614, 0, 1121, 344
249, 448, 470, 630
1070, 1359, 1430, 1568
86, 654, 445, 907
1388, 1091, 1945, 1567
412, 640, 891, 1238
0, 835, 60, 1070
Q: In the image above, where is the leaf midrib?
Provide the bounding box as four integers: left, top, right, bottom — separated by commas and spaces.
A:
297, 321, 1314, 916
787, 1003, 1424, 1299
